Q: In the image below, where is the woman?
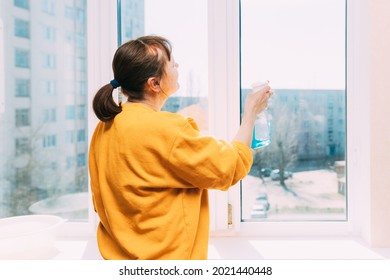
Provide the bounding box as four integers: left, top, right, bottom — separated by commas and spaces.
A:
89, 35, 271, 260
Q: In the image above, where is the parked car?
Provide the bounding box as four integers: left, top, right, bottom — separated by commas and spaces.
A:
250, 203, 268, 219
260, 168, 272, 177
254, 193, 270, 211
270, 169, 293, 181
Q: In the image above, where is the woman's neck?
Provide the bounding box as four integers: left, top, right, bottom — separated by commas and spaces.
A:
125, 93, 167, 111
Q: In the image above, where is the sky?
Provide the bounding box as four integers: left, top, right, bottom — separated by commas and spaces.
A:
144, 0, 345, 95
144, 0, 208, 97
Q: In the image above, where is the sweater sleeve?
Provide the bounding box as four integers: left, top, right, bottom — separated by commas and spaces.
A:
167, 118, 253, 191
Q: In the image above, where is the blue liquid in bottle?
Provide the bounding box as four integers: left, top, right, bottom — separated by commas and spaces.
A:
251, 112, 271, 149
250, 81, 271, 150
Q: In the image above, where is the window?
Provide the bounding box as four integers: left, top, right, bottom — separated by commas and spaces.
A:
66, 156, 74, 169
15, 137, 30, 156
65, 6, 74, 20
77, 81, 87, 95
66, 105, 76, 120
15, 108, 30, 127
15, 49, 30, 68
14, 18, 30, 39
239, 0, 346, 222
65, 6, 85, 23
120, 0, 144, 42
77, 153, 86, 167
42, 80, 57, 96
42, 135, 56, 148
42, 0, 55, 16
43, 108, 56, 123
42, 25, 56, 42
14, 0, 29, 10
75, 34, 85, 48
15, 79, 30, 97
65, 104, 87, 120
77, 129, 86, 142
66, 130, 76, 144
76, 57, 86, 72
77, 104, 86, 119
42, 53, 56, 69
1, 0, 88, 221
1, 0, 370, 240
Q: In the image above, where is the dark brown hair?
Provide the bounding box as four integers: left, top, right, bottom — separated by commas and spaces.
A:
92, 35, 172, 122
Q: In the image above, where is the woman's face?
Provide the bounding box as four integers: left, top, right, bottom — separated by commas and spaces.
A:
160, 55, 179, 96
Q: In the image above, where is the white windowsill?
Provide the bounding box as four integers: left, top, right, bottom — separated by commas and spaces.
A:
44, 237, 390, 260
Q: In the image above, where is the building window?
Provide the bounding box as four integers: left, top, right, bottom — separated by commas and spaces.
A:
65, 105, 76, 120
77, 104, 86, 120
77, 153, 86, 167
76, 57, 86, 72
42, 80, 57, 96
42, 0, 55, 15
66, 156, 74, 169
42, 135, 56, 148
42, 25, 56, 42
43, 108, 56, 123
15, 79, 30, 97
75, 34, 86, 48
15, 49, 30, 68
65, 6, 74, 20
66, 130, 76, 144
15, 108, 30, 127
77, 129, 86, 142
13, 0, 29, 10
15, 137, 30, 156
42, 53, 56, 69
14, 18, 30, 38
77, 81, 87, 95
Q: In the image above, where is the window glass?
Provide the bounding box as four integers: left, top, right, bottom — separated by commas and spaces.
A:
41, 25, 56, 42
15, 49, 30, 68
240, 0, 347, 221
15, 79, 30, 97
42, 0, 55, 16
0, 0, 88, 220
15, 138, 30, 156
15, 108, 30, 127
14, 18, 30, 39
120, 0, 209, 132
14, 0, 29, 10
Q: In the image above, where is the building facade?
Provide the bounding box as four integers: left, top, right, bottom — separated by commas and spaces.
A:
0, 0, 146, 218
0, 0, 89, 217
241, 88, 346, 170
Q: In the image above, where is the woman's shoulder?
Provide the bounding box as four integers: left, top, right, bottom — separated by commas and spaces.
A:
158, 111, 199, 131
158, 110, 189, 125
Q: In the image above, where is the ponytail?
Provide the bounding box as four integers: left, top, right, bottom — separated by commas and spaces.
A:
92, 84, 122, 122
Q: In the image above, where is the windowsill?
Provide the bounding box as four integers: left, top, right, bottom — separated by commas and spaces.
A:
208, 237, 390, 260
41, 236, 390, 260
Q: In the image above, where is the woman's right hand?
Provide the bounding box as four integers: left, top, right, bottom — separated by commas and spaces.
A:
243, 84, 272, 119
233, 83, 272, 147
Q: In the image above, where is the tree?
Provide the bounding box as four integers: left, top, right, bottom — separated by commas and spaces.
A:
3, 123, 88, 217
253, 102, 299, 195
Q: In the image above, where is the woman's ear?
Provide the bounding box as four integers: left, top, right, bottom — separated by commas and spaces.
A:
146, 77, 160, 93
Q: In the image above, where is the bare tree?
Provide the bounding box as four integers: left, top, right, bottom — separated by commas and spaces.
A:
4, 123, 87, 216
253, 102, 299, 195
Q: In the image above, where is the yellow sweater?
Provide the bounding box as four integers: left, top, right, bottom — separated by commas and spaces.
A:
88, 103, 253, 259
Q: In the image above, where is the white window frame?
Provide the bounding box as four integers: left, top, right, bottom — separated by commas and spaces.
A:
58, 0, 117, 237
208, 0, 371, 238
61, 0, 371, 239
